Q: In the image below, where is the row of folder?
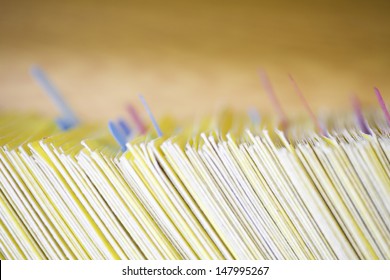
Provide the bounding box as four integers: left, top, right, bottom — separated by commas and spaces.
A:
0, 111, 389, 259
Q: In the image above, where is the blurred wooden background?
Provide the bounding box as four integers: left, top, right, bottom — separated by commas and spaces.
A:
0, 0, 389, 121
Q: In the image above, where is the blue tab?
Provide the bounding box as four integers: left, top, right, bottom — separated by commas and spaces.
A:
117, 118, 132, 137
108, 121, 128, 151
247, 107, 261, 125
139, 94, 163, 137
30, 65, 79, 130
56, 118, 77, 131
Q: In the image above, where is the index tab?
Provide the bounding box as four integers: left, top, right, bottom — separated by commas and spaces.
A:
30, 65, 79, 130
289, 74, 327, 136
374, 87, 390, 126
108, 121, 127, 151
127, 103, 147, 134
351, 95, 371, 134
139, 94, 163, 137
258, 70, 288, 131
247, 107, 261, 125
117, 118, 132, 137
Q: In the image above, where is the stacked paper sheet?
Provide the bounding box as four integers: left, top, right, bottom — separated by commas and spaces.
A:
0, 112, 389, 259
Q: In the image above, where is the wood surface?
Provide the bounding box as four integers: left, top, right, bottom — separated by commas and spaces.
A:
1, 0, 389, 122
